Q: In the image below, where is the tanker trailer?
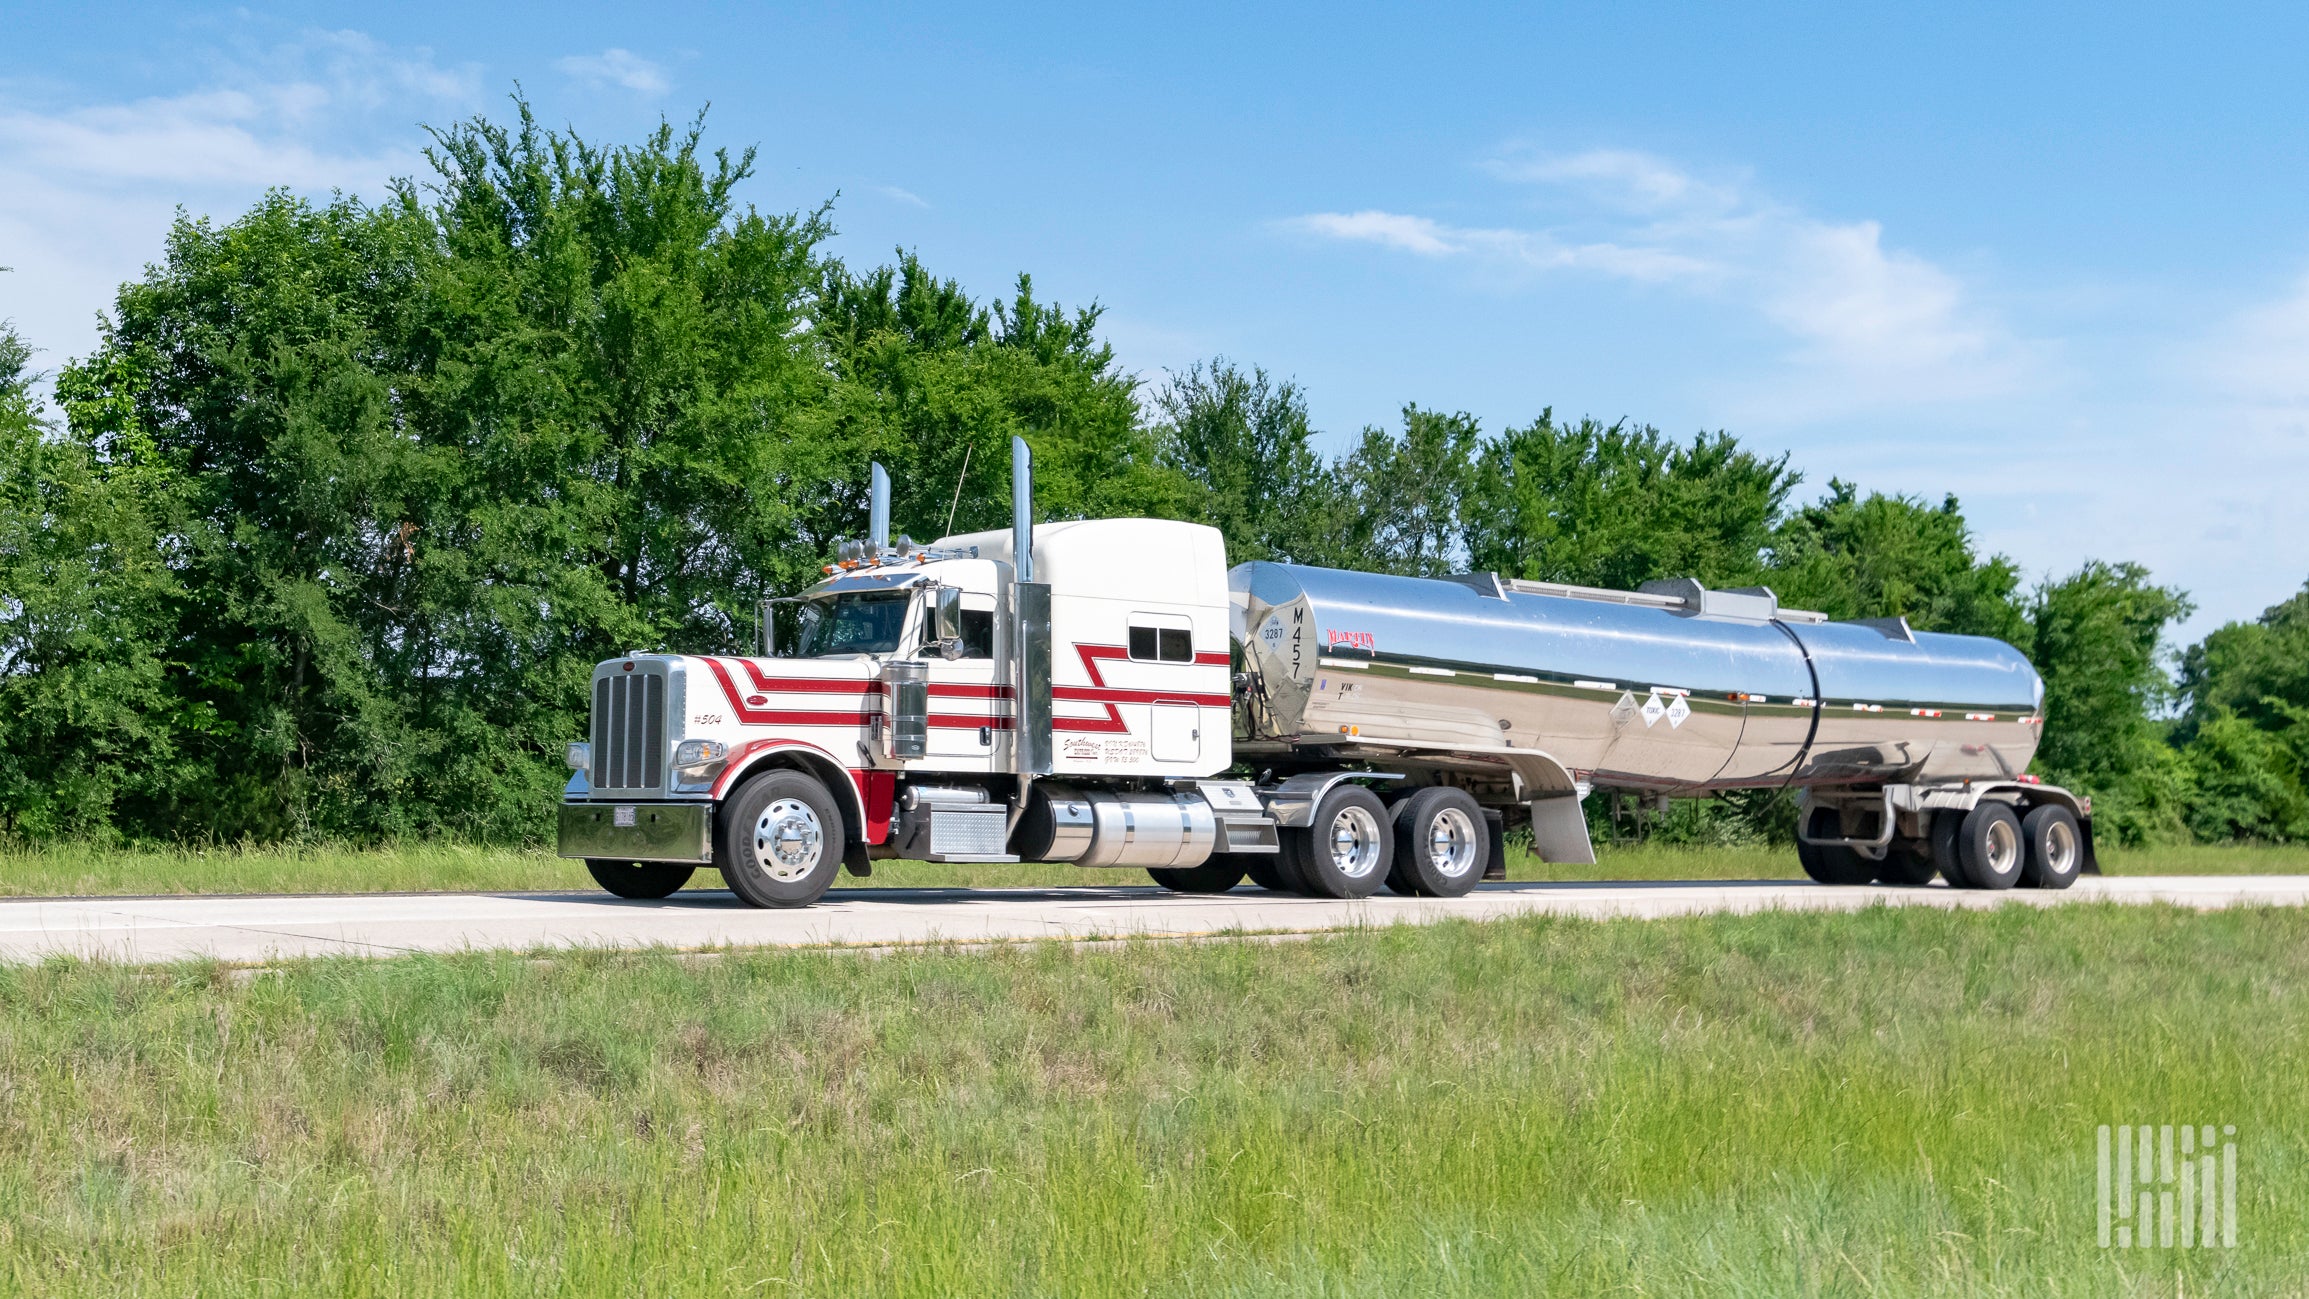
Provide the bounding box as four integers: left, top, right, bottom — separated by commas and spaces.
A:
1229, 562, 2092, 892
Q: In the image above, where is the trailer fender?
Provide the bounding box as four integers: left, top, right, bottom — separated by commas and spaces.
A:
1499, 750, 1596, 866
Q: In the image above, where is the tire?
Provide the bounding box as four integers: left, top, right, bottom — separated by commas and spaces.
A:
1956, 802, 2025, 891
1875, 843, 1939, 887
584, 858, 695, 899
1794, 805, 1875, 885
716, 770, 846, 908
2020, 804, 2083, 890
1389, 787, 1487, 897
1244, 855, 1294, 892
1928, 810, 1970, 887
1290, 784, 1394, 899
1148, 857, 1247, 894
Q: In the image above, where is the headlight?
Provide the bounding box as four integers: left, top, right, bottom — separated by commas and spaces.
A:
565, 742, 591, 772
673, 739, 729, 769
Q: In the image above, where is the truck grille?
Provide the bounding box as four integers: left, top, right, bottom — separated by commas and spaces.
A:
592, 669, 666, 792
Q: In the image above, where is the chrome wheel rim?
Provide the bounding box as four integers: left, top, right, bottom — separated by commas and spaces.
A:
1326, 805, 1385, 880
1985, 817, 2021, 879
2043, 819, 2077, 877
1427, 807, 1481, 878
753, 797, 824, 882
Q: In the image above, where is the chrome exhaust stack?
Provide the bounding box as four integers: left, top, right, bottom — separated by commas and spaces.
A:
1010, 436, 1052, 777
869, 462, 891, 555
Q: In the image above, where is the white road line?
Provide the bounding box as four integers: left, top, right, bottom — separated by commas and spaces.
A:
0, 877, 2303, 966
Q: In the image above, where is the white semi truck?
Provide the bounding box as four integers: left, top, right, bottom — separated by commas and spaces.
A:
559, 439, 2092, 906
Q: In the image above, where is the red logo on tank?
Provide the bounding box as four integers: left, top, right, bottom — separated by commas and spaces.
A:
1326, 629, 1375, 651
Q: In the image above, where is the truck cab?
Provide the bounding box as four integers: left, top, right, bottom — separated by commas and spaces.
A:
559, 452, 1259, 906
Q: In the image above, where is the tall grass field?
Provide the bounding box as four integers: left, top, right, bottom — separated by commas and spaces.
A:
1, 838, 2302, 898
1, 904, 2302, 1295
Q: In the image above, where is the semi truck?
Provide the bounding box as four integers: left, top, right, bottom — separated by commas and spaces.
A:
558, 439, 2092, 906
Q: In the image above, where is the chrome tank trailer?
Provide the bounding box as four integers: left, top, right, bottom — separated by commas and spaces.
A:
1231, 563, 2045, 793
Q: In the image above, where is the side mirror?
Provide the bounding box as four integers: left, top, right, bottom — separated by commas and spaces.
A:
759, 599, 780, 657
928, 587, 966, 660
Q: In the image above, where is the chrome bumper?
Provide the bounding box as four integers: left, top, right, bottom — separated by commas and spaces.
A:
557, 801, 714, 864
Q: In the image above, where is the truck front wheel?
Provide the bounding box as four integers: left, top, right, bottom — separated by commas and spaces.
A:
717, 770, 846, 908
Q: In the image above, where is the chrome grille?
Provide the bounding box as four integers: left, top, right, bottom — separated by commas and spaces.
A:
591, 668, 666, 792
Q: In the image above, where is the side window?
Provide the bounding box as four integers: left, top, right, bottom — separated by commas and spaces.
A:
1128, 616, 1194, 663
960, 609, 994, 659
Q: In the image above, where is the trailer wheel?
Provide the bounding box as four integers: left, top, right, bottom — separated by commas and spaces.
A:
1287, 785, 1394, 899
1956, 802, 2025, 890
2020, 805, 2083, 890
1148, 858, 1247, 894
716, 770, 846, 908
1389, 787, 1487, 897
1795, 806, 1875, 884
1875, 843, 1939, 887
1928, 811, 1970, 887
584, 859, 695, 899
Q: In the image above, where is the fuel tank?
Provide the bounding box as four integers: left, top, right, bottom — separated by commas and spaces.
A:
1231, 563, 2043, 792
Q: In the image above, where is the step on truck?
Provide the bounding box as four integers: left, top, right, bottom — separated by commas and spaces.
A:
559, 439, 2093, 906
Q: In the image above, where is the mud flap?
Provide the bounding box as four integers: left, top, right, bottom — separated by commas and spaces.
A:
1528, 792, 1597, 866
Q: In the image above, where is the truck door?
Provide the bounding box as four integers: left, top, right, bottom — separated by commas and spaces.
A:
926, 594, 1002, 763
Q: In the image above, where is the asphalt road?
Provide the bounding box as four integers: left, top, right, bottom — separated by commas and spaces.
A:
3, 875, 2306, 965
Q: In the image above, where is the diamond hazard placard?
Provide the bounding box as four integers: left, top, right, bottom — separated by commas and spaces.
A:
1641, 691, 1667, 728
1665, 694, 1691, 729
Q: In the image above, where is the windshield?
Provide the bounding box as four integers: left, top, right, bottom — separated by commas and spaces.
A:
795, 591, 912, 657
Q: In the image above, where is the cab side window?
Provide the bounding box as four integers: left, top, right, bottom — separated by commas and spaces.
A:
960, 609, 994, 659
1128, 620, 1193, 663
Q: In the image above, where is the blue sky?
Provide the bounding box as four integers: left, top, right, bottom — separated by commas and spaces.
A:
4, 2, 2305, 638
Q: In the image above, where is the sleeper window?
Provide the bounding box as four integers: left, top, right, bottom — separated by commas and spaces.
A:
1128, 621, 1193, 663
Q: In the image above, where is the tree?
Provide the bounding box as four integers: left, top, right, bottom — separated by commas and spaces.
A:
1766, 481, 2026, 639
1327, 405, 1481, 575
2028, 561, 2194, 843
0, 320, 180, 838
817, 254, 1180, 549
1149, 358, 1337, 564
1465, 413, 1798, 590
2179, 579, 2309, 735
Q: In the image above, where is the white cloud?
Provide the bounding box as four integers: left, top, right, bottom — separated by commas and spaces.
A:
555, 49, 670, 97
1288, 148, 2042, 416
0, 31, 478, 380
2199, 272, 2309, 415
871, 184, 929, 208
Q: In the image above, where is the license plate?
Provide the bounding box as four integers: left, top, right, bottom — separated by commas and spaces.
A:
613, 806, 637, 828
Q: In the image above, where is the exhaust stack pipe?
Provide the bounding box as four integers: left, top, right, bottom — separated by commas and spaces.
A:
1010, 438, 1033, 580
869, 463, 891, 555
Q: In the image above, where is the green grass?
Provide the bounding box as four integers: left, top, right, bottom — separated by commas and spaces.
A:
1, 904, 2302, 1295
2, 836, 2303, 898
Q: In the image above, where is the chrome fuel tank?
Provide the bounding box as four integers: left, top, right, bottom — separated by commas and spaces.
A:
1231, 563, 2043, 791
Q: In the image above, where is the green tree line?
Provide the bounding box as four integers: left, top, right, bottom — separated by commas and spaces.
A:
1, 105, 2301, 846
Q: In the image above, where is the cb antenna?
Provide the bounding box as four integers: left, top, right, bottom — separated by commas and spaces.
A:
943, 442, 973, 538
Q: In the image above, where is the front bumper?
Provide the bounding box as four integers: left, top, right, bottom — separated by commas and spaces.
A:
558, 801, 714, 864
